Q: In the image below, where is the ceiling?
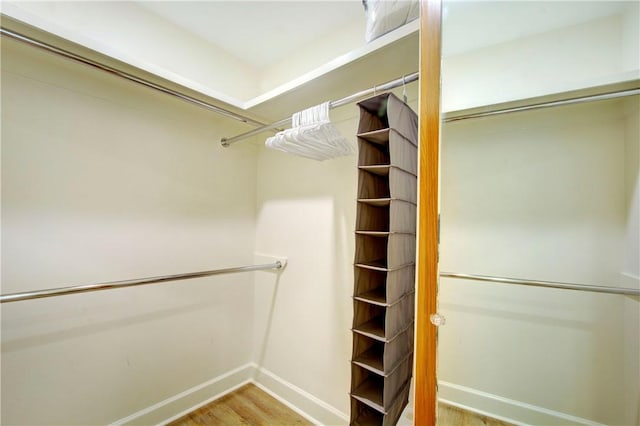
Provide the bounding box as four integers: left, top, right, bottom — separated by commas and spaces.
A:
135, 0, 631, 65
136, 1, 365, 68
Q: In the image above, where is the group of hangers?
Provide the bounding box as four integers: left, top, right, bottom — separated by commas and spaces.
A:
265, 75, 410, 161
265, 102, 355, 161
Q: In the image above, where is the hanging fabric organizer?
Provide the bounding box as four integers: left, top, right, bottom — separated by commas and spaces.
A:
350, 93, 418, 425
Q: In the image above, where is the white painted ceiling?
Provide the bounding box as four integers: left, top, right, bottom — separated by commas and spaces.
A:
136, 1, 365, 68
137, 0, 631, 65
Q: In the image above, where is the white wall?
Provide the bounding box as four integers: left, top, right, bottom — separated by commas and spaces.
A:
1, 37, 260, 425
1, 1, 260, 105
622, 97, 640, 426
251, 104, 357, 422
252, 88, 419, 422
259, 18, 365, 94
438, 99, 639, 425
441, 9, 639, 112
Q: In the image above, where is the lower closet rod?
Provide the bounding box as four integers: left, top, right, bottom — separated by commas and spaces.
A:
440, 272, 640, 296
221, 71, 420, 147
0, 262, 283, 304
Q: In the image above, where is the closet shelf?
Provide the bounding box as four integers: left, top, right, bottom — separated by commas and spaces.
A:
351, 378, 385, 413
353, 312, 414, 343
358, 128, 418, 148
355, 231, 391, 237
353, 346, 385, 375
358, 198, 392, 207
351, 376, 412, 416
353, 316, 386, 341
351, 407, 382, 425
354, 289, 416, 307
359, 165, 418, 178
358, 164, 417, 177
443, 78, 639, 123
355, 230, 416, 237
354, 287, 388, 306
357, 198, 417, 207
353, 345, 414, 377
358, 129, 391, 144
355, 261, 414, 272
358, 165, 391, 176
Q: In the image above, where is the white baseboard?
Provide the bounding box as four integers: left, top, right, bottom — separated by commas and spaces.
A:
109, 363, 348, 426
438, 381, 606, 426
110, 363, 255, 426
252, 364, 349, 425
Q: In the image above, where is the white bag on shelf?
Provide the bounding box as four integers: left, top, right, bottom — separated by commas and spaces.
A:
363, 0, 419, 42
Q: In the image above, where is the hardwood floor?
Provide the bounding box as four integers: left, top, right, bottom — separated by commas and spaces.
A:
438, 403, 515, 426
167, 383, 312, 426
168, 384, 513, 426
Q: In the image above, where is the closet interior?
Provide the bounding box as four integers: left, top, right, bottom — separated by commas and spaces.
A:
1, 1, 638, 426
436, 1, 639, 426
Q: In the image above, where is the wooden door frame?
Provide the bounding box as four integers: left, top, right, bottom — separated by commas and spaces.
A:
415, 0, 442, 425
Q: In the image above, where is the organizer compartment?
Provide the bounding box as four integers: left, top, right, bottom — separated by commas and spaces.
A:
354, 234, 416, 269
352, 293, 414, 341
354, 265, 415, 306
358, 168, 416, 204
357, 200, 416, 234
350, 355, 413, 413
352, 324, 414, 375
357, 94, 418, 143
358, 137, 390, 166
350, 380, 411, 426
358, 129, 418, 175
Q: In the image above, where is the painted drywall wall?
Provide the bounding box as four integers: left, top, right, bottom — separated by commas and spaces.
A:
1, 38, 261, 425
252, 88, 419, 420
1, 1, 260, 104
438, 99, 639, 425
441, 9, 639, 112
622, 97, 640, 425
258, 18, 365, 94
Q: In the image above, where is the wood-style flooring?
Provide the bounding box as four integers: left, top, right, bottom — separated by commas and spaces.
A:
167, 383, 312, 426
168, 384, 514, 425
438, 403, 515, 426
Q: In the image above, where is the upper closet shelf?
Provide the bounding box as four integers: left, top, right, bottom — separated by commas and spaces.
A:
444, 79, 640, 123
0, 1, 419, 120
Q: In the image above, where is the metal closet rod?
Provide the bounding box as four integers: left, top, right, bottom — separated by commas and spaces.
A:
221, 71, 420, 147
440, 272, 640, 296
0, 261, 283, 304
443, 88, 640, 123
0, 27, 268, 127
221, 75, 639, 146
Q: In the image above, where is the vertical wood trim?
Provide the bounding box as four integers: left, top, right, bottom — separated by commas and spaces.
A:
415, 1, 442, 425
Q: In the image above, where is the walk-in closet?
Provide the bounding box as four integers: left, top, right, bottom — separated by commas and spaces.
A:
1, 1, 638, 426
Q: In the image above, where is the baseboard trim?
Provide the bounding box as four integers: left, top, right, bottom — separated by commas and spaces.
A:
109, 363, 348, 426
110, 363, 255, 426
438, 381, 606, 426
252, 364, 349, 425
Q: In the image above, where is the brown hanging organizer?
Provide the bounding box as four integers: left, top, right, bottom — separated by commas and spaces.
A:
350, 92, 418, 426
